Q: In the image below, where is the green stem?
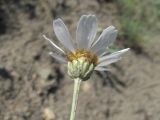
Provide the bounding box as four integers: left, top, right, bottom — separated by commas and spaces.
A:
70, 78, 82, 120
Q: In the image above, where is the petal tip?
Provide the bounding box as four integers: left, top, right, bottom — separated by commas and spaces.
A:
123, 48, 130, 52
42, 34, 47, 39
49, 52, 53, 55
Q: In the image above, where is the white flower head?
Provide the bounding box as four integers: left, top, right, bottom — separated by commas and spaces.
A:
43, 15, 129, 80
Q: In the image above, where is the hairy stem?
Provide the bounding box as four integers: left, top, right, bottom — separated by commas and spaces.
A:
70, 78, 82, 120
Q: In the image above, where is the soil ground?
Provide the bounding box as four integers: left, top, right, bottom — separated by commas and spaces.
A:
0, 0, 160, 120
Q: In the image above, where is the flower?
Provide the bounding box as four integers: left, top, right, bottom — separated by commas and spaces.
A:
43, 15, 129, 80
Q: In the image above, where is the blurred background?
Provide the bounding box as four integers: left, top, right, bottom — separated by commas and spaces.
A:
0, 0, 160, 120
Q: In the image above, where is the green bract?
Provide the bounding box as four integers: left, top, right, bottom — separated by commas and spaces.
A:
68, 58, 95, 80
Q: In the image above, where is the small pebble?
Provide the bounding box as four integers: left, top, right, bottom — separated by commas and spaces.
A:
43, 107, 55, 120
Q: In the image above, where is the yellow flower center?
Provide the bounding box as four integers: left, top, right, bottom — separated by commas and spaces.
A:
67, 49, 98, 65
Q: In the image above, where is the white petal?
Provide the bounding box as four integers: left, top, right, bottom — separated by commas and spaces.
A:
91, 26, 117, 54
43, 35, 65, 54
97, 57, 121, 67
53, 19, 75, 52
99, 48, 130, 62
94, 66, 110, 71
76, 15, 98, 49
96, 48, 108, 57
49, 52, 67, 64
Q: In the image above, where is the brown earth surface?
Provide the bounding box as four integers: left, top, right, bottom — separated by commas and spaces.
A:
0, 0, 160, 120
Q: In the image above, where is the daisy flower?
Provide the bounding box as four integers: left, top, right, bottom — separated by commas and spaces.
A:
43, 15, 129, 81
43, 14, 129, 120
